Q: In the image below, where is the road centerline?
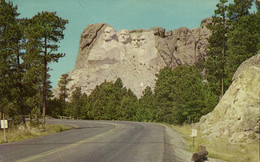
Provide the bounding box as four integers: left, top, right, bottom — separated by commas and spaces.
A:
16, 122, 120, 162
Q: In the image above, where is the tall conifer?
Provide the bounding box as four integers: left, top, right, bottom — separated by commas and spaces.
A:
0, 0, 22, 121
226, 0, 259, 82
205, 0, 229, 98
31, 12, 68, 128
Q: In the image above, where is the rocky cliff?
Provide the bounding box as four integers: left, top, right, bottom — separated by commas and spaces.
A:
53, 18, 212, 98
198, 53, 260, 143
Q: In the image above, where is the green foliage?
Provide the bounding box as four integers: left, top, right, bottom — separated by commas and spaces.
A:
46, 98, 63, 118
154, 66, 217, 124
30, 107, 41, 120
0, 1, 68, 126
29, 107, 41, 126
227, 0, 254, 21
134, 87, 157, 122
81, 78, 137, 121
257, 1, 260, 52
226, 1, 260, 82
119, 89, 138, 121
54, 73, 73, 116
58, 74, 72, 102
22, 17, 44, 112
205, 0, 229, 98
66, 87, 85, 119
30, 11, 68, 128
205, 0, 259, 99
56, 69, 217, 125
30, 11, 68, 63
0, 0, 23, 121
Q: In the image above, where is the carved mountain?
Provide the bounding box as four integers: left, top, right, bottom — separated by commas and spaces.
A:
53, 18, 212, 98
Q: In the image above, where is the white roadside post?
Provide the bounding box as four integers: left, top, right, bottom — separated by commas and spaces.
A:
1, 113, 8, 143
191, 128, 197, 147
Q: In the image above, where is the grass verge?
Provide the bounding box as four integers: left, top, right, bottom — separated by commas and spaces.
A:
171, 124, 259, 162
0, 122, 72, 144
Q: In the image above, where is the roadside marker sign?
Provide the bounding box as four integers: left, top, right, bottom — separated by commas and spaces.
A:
1, 113, 8, 143
191, 128, 197, 147
191, 129, 197, 137
1, 120, 8, 129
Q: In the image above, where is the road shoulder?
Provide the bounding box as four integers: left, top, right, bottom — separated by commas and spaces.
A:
164, 125, 226, 162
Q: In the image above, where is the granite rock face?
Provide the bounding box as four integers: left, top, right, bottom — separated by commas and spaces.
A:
53, 18, 212, 98
198, 53, 260, 143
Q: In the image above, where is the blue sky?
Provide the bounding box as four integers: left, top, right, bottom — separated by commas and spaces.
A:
11, 0, 219, 88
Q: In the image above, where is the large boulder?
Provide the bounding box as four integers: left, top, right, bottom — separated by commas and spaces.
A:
53, 18, 212, 98
198, 53, 260, 143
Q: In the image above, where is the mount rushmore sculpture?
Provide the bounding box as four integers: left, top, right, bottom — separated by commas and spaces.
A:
53, 18, 212, 98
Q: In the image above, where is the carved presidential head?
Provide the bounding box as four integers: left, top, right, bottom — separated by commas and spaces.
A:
139, 34, 147, 48
117, 29, 131, 44
131, 34, 140, 48
104, 26, 117, 42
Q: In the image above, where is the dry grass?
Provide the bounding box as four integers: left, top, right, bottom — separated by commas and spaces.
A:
171, 124, 259, 162
0, 122, 72, 144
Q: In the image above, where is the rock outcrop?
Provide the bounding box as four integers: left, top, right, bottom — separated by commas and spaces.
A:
53, 18, 212, 98
198, 53, 260, 143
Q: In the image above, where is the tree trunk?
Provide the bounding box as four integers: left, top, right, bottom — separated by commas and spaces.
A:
221, 48, 225, 98
0, 106, 2, 120
221, 10, 226, 99
42, 71, 46, 129
17, 49, 26, 127
42, 37, 47, 129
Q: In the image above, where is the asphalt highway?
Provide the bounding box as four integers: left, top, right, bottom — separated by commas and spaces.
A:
0, 119, 176, 162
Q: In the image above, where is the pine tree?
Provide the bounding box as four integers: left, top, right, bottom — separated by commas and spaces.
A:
58, 74, 72, 102
154, 66, 217, 124
57, 74, 72, 115
22, 18, 44, 118
154, 67, 177, 124
0, 0, 22, 121
70, 87, 83, 120
120, 89, 137, 121
135, 87, 156, 122
228, 0, 254, 21
257, 0, 260, 51
14, 22, 27, 124
58, 74, 69, 101
30, 12, 68, 128
226, 0, 259, 82
205, 0, 229, 99
82, 78, 138, 121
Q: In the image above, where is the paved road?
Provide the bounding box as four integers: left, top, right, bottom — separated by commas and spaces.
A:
0, 119, 177, 162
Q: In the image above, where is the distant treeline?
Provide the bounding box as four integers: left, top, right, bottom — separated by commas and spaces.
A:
53, 66, 217, 124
